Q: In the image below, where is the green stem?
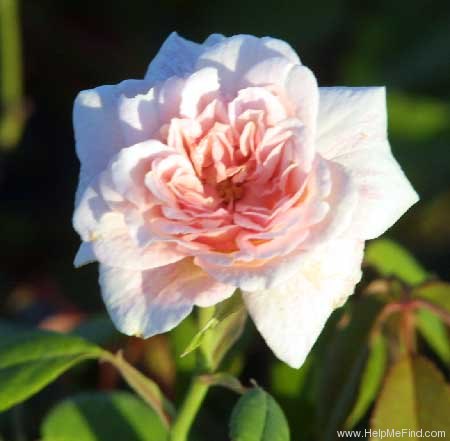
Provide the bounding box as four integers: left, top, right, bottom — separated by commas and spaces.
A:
169, 377, 209, 441
0, 0, 25, 149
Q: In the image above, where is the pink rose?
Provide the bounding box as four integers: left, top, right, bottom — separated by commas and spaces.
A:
73, 33, 418, 367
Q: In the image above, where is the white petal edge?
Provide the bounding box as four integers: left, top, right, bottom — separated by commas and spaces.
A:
333, 147, 419, 239
74, 242, 96, 267
196, 34, 301, 95
99, 259, 235, 338
87, 212, 184, 271
316, 87, 418, 239
316, 87, 388, 160
74, 79, 151, 206
242, 239, 364, 368
145, 32, 203, 85
196, 248, 310, 292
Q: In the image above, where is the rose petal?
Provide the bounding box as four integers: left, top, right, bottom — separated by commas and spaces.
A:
285, 65, 319, 142
74, 242, 96, 267
180, 67, 220, 118
300, 157, 358, 248
144, 32, 203, 85
110, 140, 171, 207
228, 87, 288, 127
73, 176, 112, 242
118, 77, 187, 146
242, 239, 364, 368
99, 259, 235, 337
243, 56, 295, 91
89, 212, 184, 270
333, 147, 419, 239
74, 80, 150, 205
196, 34, 300, 95
317, 87, 418, 239
195, 247, 310, 292
317, 87, 388, 159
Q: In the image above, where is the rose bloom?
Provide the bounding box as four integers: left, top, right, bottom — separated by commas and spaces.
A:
73, 33, 418, 368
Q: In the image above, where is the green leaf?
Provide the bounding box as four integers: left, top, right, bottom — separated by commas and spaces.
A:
416, 309, 450, 365
0, 330, 102, 411
181, 291, 247, 371
169, 315, 197, 373
182, 292, 243, 358
365, 239, 427, 285
101, 351, 175, 427
198, 372, 247, 395
41, 392, 168, 441
344, 334, 388, 429
181, 314, 221, 359
318, 297, 384, 441
412, 281, 450, 313
229, 388, 290, 441
208, 303, 247, 370
371, 356, 450, 438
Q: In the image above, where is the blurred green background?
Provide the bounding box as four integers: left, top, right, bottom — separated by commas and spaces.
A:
1, 1, 449, 440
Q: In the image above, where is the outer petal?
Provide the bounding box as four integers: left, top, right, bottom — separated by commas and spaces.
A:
86, 212, 184, 270
99, 259, 235, 337
334, 148, 418, 239
145, 32, 203, 84
243, 56, 295, 89
196, 34, 300, 94
316, 87, 388, 159
110, 140, 171, 207
118, 77, 186, 146
145, 33, 226, 85
301, 158, 358, 247
74, 79, 150, 205
285, 65, 319, 142
195, 248, 309, 292
242, 239, 364, 368
74, 242, 96, 267
179, 67, 220, 118
317, 87, 418, 239
73, 140, 169, 244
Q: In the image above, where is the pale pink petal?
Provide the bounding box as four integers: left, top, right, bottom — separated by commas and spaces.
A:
243, 56, 295, 90
316, 87, 388, 159
180, 68, 220, 118
203, 34, 226, 46
333, 147, 419, 239
300, 157, 358, 247
73, 80, 151, 206
74, 242, 96, 267
110, 140, 171, 207
73, 177, 112, 242
118, 77, 188, 146
195, 248, 310, 292
196, 35, 300, 95
228, 87, 288, 127
118, 88, 159, 146
285, 65, 319, 140
145, 32, 203, 85
99, 259, 235, 337
243, 239, 364, 368
88, 212, 184, 270
317, 87, 418, 239
260, 36, 301, 64
74, 141, 171, 243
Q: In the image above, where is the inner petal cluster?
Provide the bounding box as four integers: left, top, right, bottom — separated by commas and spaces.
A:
143, 82, 316, 256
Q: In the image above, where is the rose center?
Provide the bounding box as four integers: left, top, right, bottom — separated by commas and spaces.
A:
216, 178, 244, 204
